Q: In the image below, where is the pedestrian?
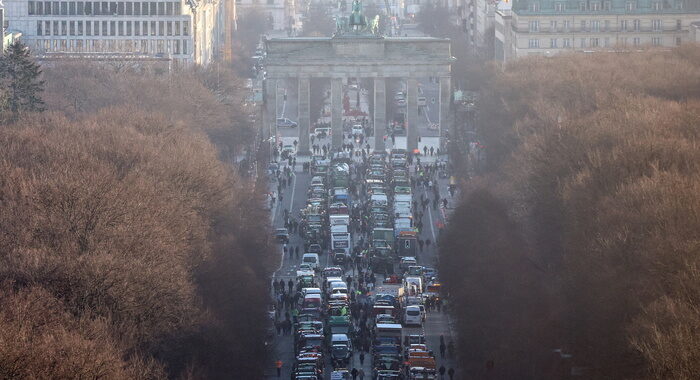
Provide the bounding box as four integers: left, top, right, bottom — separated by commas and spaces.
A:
295, 246, 300, 259
351, 367, 358, 380
423, 146, 428, 156
439, 341, 446, 358
437, 297, 443, 312
288, 279, 294, 293
448, 367, 455, 380
275, 320, 281, 335
359, 351, 365, 365
275, 360, 283, 378
439, 365, 446, 379
430, 146, 435, 156
358, 368, 365, 380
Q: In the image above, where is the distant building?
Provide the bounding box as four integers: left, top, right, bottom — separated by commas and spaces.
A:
236, 0, 297, 32
455, 0, 498, 52
495, 0, 700, 62
3, 0, 233, 65
2, 1, 22, 51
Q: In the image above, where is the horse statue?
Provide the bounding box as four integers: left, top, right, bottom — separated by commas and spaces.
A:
348, 0, 367, 31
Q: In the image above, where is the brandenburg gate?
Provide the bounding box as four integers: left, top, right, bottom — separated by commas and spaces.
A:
262, 4, 454, 154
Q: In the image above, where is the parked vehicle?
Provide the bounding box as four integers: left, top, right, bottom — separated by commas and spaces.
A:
277, 117, 298, 128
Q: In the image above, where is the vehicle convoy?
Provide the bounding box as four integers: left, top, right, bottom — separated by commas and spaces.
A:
277, 141, 446, 379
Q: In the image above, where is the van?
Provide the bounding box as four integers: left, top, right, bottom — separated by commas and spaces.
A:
404, 276, 423, 295
315, 127, 331, 137
404, 305, 422, 326
330, 334, 352, 366
330, 282, 349, 297
302, 253, 320, 271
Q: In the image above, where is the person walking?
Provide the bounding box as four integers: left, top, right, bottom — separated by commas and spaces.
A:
351, 367, 358, 380
439, 341, 447, 358
439, 365, 446, 379
275, 360, 283, 378
287, 279, 294, 293
359, 351, 365, 365
358, 368, 365, 380
448, 367, 455, 380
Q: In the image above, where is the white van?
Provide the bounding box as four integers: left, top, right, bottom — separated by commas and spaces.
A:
403, 276, 423, 295
330, 214, 350, 226
404, 305, 422, 326
371, 194, 388, 206
330, 282, 349, 297
302, 253, 320, 271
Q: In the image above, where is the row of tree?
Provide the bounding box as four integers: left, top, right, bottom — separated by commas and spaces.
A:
440, 46, 700, 379
0, 49, 276, 378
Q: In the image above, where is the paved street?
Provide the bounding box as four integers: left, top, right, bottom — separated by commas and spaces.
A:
264, 133, 460, 379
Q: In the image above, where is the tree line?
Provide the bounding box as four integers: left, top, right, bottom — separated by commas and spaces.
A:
0, 45, 276, 379
439, 46, 700, 379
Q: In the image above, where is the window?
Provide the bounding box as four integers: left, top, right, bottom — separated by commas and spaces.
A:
580, 20, 587, 32
53, 21, 59, 36
550, 20, 558, 31
604, 20, 610, 31
118, 21, 124, 35
135, 21, 140, 35
61, 20, 67, 35
652, 37, 661, 46
563, 38, 571, 48
158, 21, 164, 36
134, 2, 140, 15
61, 1, 68, 14
28, 1, 36, 15
676, 37, 682, 46
126, 21, 131, 35
150, 2, 156, 15
182, 39, 188, 55
621, 20, 628, 31
529, 21, 539, 32
45, 2, 52, 15
633, 37, 640, 46
77, 1, 83, 14
530, 2, 540, 12
53, 1, 60, 15
590, 2, 600, 11
579, 2, 586, 11
591, 20, 600, 32
528, 39, 540, 48
102, 1, 108, 15
652, 19, 661, 31
37, 21, 43, 35
167, 21, 172, 36
157, 2, 165, 15
86, 21, 92, 35
604, 37, 610, 47
550, 38, 557, 48
118, 1, 124, 15
633, 19, 640, 31
603, 1, 611, 11
102, 20, 108, 35
183, 20, 189, 36
126, 1, 132, 15
77, 20, 83, 35
110, 1, 117, 15
555, 2, 565, 12
563, 20, 571, 31
580, 38, 586, 48
174, 39, 180, 54
85, 2, 92, 14
590, 38, 599, 47
166, 1, 173, 15
626, 1, 635, 11
110, 21, 116, 36
652, 1, 662, 11
174, 1, 181, 14
175, 21, 180, 35
45, 21, 51, 35
150, 21, 156, 35
69, 1, 76, 15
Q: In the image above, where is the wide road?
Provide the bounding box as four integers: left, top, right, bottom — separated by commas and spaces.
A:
264, 138, 459, 379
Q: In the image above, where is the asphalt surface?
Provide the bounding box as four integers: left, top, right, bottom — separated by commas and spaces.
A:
264, 135, 460, 379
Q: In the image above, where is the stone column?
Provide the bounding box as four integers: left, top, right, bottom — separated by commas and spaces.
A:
406, 78, 419, 152
331, 77, 343, 149
298, 77, 311, 155
439, 76, 451, 152
263, 78, 277, 145
373, 77, 386, 152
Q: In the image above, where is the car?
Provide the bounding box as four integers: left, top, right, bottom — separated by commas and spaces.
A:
275, 228, 289, 243
348, 83, 359, 90
404, 305, 422, 326
351, 124, 363, 136
395, 98, 406, 107
276, 117, 298, 128
417, 96, 427, 107
314, 127, 331, 138
281, 145, 295, 159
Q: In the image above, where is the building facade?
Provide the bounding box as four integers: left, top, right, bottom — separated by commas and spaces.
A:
495, 0, 700, 62
3, 0, 231, 64
235, 0, 296, 32
456, 0, 497, 50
